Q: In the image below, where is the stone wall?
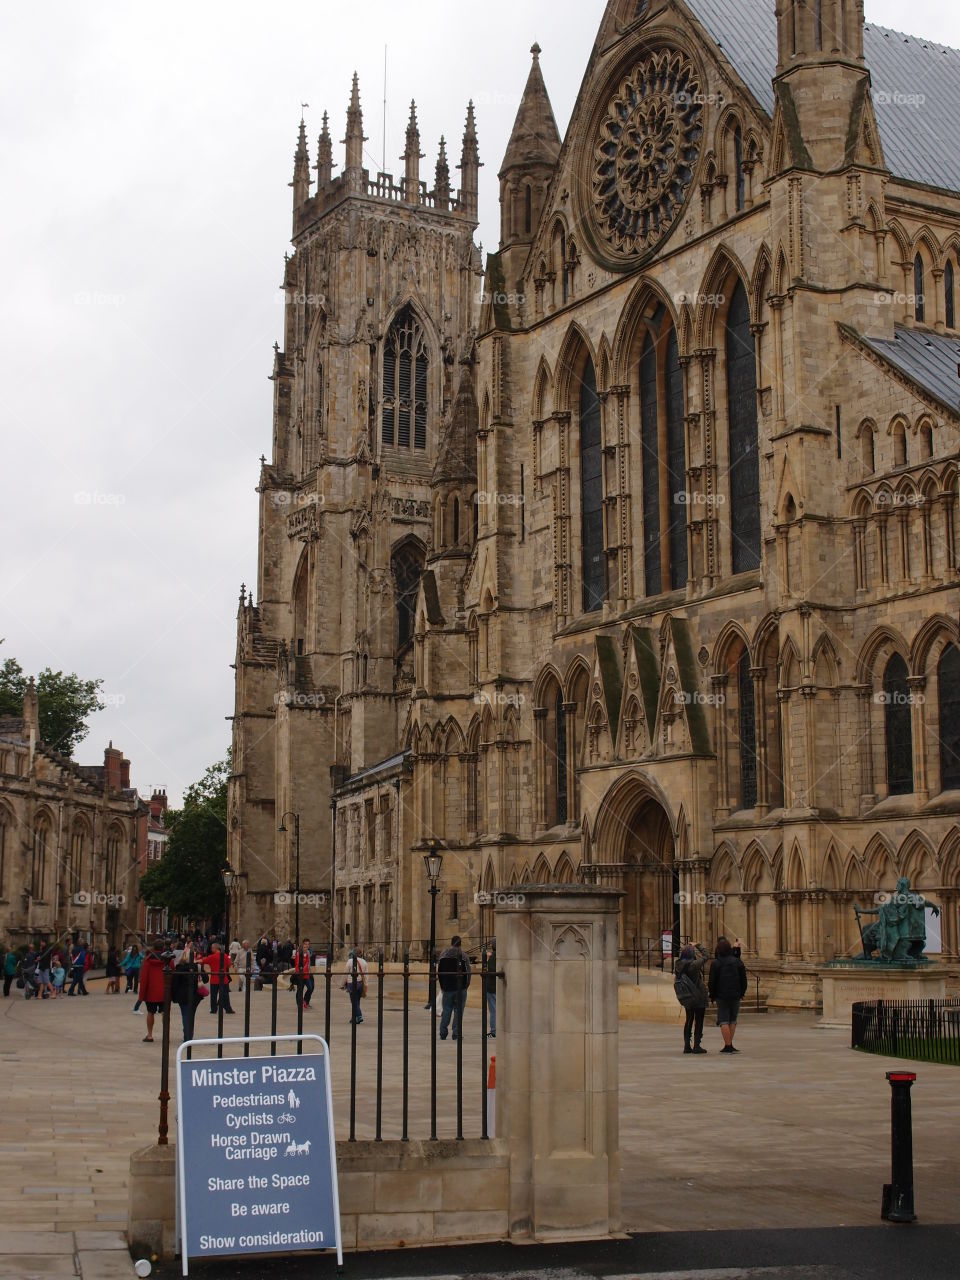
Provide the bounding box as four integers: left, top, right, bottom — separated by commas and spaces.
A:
128, 1140, 509, 1259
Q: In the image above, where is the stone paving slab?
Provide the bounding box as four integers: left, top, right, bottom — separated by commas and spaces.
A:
3, 983, 960, 1272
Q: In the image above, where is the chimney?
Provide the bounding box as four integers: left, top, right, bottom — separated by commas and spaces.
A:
120, 755, 131, 789
104, 742, 123, 792
150, 788, 168, 820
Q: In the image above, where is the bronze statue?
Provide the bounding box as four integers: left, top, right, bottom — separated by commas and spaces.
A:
854, 876, 939, 962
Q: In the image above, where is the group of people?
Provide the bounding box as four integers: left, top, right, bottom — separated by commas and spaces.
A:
6, 930, 501, 1048
673, 935, 749, 1054
3, 939, 96, 999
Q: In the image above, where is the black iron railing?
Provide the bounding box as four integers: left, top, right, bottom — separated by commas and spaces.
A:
156, 946, 501, 1146
852, 997, 960, 1065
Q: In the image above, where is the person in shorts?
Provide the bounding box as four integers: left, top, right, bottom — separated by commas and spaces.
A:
708, 935, 748, 1053
138, 941, 171, 1042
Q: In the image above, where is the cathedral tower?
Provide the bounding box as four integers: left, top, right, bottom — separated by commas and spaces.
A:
228, 78, 482, 943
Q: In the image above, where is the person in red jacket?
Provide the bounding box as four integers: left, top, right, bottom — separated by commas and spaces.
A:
205, 941, 235, 1016
293, 939, 314, 1009
138, 941, 171, 1043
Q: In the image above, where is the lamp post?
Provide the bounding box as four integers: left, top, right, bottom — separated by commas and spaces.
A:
423, 843, 443, 1011
221, 865, 235, 946
423, 842, 443, 1141
277, 812, 301, 944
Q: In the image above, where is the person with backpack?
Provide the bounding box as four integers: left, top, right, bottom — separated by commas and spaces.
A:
437, 935, 471, 1041
674, 943, 709, 1054
708, 935, 749, 1053
342, 948, 368, 1024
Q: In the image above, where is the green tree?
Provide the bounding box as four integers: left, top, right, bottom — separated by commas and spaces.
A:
0, 646, 104, 757
139, 755, 230, 923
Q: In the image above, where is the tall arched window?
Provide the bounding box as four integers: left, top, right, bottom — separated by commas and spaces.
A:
292, 551, 308, 656
862, 424, 875, 475
638, 322, 688, 596
640, 333, 661, 595
939, 644, 960, 790
452, 496, 460, 544
382, 308, 428, 449
0, 808, 7, 898
70, 822, 85, 892
392, 542, 424, 650
32, 818, 49, 899
814, 0, 823, 49
733, 125, 745, 212
883, 653, 913, 795
893, 421, 907, 468
913, 255, 926, 324
946, 260, 956, 329
580, 358, 605, 612
737, 649, 758, 809
555, 689, 568, 825
726, 281, 761, 572
524, 185, 532, 235
665, 329, 688, 589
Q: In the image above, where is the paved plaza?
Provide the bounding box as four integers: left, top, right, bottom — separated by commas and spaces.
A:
1, 977, 958, 1275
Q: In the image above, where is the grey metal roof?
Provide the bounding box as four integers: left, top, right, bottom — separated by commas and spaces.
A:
682, 0, 960, 192
858, 325, 960, 414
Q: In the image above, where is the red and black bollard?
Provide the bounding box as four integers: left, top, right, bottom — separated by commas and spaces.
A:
881, 1071, 917, 1222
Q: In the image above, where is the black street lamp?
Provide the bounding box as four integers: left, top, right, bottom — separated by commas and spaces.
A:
423, 842, 443, 1008
221, 865, 235, 945
277, 812, 301, 944
423, 841, 443, 1142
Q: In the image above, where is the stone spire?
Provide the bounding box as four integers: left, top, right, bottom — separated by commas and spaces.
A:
343, 72, 367, 181
499, 43, 561, 178
498, 43, 561, 248
291, 116, 311, 210
402, 100, 423, 204
434, 136, 451, 211
458, 101, 481, 221
315, 110, 333, 188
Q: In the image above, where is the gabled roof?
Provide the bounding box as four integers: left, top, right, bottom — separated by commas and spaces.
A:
432, 362, 479, 487
842, 323, 960, 416
499, 43, 562, 179
683, 0, 960, 192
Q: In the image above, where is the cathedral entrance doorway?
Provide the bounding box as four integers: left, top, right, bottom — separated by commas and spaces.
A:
590, 776, 678, 957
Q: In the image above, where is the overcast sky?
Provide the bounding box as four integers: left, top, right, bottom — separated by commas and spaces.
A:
0, 0, 956, 806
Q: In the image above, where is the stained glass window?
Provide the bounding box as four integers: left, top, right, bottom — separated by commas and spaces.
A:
580, 359, 605, 612
726, 281, 761, 572
884, 653, 913, 796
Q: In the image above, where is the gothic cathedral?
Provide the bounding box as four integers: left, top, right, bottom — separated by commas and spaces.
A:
230, 0, 960, 1004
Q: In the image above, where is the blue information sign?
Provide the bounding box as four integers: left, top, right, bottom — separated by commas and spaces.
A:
176, 1035, 342, 1275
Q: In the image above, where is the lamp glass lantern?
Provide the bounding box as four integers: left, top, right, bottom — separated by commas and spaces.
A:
423, 849, 443, 882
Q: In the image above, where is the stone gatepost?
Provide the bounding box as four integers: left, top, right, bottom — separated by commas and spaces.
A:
496, 884, 623, 1241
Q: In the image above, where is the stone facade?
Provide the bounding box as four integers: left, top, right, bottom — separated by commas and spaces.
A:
0, 682, 146, 951
230, 0, 960, 1002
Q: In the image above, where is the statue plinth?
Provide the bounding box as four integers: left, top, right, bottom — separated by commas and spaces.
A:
818, 963, 946, 1028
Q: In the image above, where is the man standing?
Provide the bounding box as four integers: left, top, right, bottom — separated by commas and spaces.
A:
67, 941, 88, 996
708, 936, 748, 1054
484, 941, 497, 1037
437, 936, 471, 1041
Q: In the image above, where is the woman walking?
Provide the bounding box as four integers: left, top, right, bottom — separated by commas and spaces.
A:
293, 939, 314, 1009
172, 941, 202, 1042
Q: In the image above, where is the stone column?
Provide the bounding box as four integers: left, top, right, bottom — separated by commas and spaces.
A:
497, 884, 622, 1241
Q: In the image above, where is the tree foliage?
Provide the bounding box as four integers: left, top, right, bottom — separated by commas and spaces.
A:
139, 755, 230, 923
0, 645, 104, 758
